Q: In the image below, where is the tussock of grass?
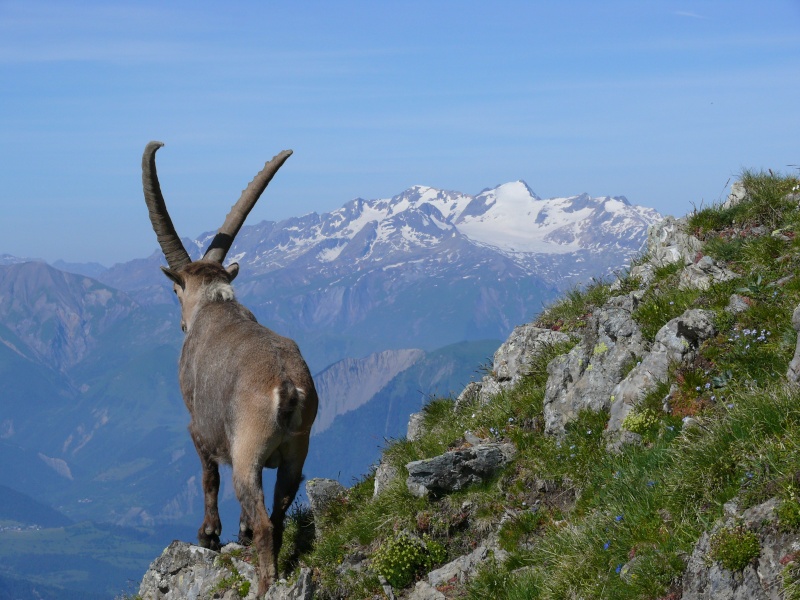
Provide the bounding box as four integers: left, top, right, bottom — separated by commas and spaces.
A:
279, 170, 800, 599
535, 278, 612, 332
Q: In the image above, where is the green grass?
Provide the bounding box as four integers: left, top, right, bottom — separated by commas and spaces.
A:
534, 278, 612, 332
274, 170, 800, 599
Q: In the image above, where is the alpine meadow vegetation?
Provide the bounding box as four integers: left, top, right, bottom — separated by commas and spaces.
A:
273, 169, 800, 599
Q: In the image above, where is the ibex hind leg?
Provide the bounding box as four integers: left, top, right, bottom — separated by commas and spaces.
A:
232, 418, 282, 594
192, 436, 222, 551
233, 462, 276, 596
271, 446, 308, 562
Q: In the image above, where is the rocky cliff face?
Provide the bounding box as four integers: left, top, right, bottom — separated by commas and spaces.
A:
312, 348, 425, 434
0, 261, 145, 370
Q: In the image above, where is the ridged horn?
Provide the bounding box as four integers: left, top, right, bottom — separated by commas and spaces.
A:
203, 149, 293, 264
142, 141, 192, 270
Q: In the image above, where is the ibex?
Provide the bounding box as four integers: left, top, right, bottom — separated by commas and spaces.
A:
141, 141, 318, 596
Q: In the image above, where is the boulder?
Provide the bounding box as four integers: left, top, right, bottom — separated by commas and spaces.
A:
305, 478, 345, 533
265, 568, 314, 600
426, 532, 508, 587
455, 381, 482, 407
607, 309, 716, 437
723, 180, 748, 209
678, 255, 738, 291
543, 293, 648, 436
407, 411, 426, 442
406, 443, 516, 498
645, 216, 703, 268
492, 325, 570, 383
138, 541, 257, 600
373, 460, 399, 497
406, 581, 446, 600
726, 294, 751, 315
455, 326, 570, 408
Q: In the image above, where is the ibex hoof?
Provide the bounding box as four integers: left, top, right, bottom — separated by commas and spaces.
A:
238, 528, 254, 546
257, 576, 275, 598
198, 531, 221, 552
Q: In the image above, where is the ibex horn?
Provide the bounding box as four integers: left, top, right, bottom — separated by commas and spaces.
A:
203, 149, 293, 264
142, 141, 192, 270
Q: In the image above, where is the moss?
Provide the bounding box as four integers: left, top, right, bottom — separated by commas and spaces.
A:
211, 554, 251, 598
709, 525, 760, 572
370, 531, 446, 589
622, 409, 661, 436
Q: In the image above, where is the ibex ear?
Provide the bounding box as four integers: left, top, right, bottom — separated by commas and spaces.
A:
160, 266, 185, 288
225, 263, 240, 282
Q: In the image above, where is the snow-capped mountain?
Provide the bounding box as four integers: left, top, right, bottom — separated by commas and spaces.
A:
187, 180, 659, 282
457, 182, 657, 255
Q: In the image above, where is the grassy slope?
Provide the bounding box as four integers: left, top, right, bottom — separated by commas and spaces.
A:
277, 170, 800, 599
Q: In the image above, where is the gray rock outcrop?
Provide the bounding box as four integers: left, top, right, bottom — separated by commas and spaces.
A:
306, 478, 345, 532
373, 459, 399, 497
405, 580, 446, 600
407, 411, 426, 442
679, 255, 738, 291
138, 540, 313, 600
456, 325, 570, 407
138, 541, 258, 600
406, 442, 516, 498
543, 292, 647, 436
681, 498, 800, 599
726, 294, 751, 315
265, 568, 314, 600
426, 532, 508, 587
644, 215, 703, 268
723, 180, 748, 209
607, 309, 717, 436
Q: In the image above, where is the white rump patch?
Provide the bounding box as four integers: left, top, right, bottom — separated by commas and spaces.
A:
274, 384, 304, 430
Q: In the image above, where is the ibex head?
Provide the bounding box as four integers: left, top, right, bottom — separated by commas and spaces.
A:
161, 261, 238, 332
141, 141, 291, 332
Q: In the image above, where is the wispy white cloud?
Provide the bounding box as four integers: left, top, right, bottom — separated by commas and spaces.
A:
674, 11, 707, 19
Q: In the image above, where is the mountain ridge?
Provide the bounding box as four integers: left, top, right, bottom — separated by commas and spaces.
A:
95, 180, 658, 296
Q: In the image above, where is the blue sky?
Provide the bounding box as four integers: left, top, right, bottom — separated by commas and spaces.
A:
2, 1, 799, 265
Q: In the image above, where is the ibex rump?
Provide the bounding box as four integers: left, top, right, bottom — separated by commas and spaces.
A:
141, 141, 318, 596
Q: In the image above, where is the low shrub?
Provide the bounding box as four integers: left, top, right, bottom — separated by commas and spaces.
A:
709, 525, 760, 571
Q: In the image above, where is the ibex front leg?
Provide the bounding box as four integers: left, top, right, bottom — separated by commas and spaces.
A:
192, 435, 222, 551
238, 506, 254, 546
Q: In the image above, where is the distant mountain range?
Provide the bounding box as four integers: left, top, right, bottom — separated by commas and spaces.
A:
0, 180, 660, 596
93, 181, 659, 371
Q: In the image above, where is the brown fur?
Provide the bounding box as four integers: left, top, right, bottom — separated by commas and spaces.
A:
166, 261, 318, 594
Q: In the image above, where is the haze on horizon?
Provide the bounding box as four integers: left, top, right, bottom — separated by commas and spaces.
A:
1, 0, 799, 265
